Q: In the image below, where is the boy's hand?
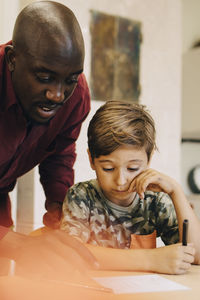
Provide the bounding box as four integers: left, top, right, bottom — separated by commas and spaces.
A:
151, 243, 195, 275
129, 168, 178, 199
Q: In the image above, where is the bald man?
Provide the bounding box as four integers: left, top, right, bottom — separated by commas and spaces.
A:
0, 1, 98, 277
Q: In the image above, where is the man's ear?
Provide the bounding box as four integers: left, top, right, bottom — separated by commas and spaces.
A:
87, 149, 95, 170
5, 45, 16, 72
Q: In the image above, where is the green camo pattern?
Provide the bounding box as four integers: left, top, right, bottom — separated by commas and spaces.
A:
61, 179, 179, 249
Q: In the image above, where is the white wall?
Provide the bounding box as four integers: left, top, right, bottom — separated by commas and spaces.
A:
182, 49, 200, 139
181, 0, 200, 207
181, 0, 200, 142
182, 0, 200, 54
0, 0, 19, 44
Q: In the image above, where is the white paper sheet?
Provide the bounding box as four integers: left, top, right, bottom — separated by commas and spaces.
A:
93, 274, 190, 294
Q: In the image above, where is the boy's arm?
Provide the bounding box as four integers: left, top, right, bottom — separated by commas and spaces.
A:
131, 168, 200, 264
86, 242, 194, 275
169, 184, 200, 264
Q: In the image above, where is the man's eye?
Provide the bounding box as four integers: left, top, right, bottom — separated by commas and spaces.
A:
103, 168, 114, 172
36, 74, 52, 83
66, 76, 79, 85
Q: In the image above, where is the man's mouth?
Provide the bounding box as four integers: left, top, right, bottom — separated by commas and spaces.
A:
36, 103, 60, 119
38, 103, 58, 110
41, 106, 52, 111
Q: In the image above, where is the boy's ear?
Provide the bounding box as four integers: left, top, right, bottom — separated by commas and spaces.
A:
147, 149, 155, 166
5, 45, 16, 72
87, 149, 95, 170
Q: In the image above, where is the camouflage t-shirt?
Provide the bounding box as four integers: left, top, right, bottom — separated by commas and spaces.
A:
61, 179, 179, 249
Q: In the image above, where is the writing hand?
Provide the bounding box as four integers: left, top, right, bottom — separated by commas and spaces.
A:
151, 243, 195, 275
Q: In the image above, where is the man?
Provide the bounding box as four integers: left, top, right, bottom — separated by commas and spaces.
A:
0, 1, 97, 275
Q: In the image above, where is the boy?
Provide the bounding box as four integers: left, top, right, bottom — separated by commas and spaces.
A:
61, 101, 200, 274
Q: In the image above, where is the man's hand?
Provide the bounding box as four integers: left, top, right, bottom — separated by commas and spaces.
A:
43, 202, 62, 229
1, 229, 99, 280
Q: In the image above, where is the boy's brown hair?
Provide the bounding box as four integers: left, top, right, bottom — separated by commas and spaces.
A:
87, 100, 157, 161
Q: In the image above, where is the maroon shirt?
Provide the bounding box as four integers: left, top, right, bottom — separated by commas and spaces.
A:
0, 42, 90, 229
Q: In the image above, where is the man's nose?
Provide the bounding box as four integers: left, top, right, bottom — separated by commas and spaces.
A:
46, 84, 65, 103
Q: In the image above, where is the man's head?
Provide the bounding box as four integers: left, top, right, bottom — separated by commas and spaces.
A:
5, 1, 85, 123
88, 100, 157, 162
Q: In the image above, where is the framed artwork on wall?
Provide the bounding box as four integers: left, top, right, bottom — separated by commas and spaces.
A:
90, 10, 142, 102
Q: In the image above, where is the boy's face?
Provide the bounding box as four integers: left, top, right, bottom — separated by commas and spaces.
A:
88, 145, 149, 206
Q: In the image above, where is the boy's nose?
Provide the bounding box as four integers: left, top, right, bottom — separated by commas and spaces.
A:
46, 84, 65, 103
115, 170, 127, 187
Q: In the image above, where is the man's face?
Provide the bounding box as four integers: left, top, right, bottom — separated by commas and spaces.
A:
7, 41, 84, 124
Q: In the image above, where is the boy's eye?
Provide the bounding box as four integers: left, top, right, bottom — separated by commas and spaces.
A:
103, 167, 114, 172
128, 168, 139, 172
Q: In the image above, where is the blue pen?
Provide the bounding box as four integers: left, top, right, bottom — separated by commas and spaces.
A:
182, 219, 188, 246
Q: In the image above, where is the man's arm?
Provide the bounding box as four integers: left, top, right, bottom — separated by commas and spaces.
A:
40, 74, 91, 228
0, 228, 98, 277
40, 143, 77, 229
0, 225, 9, 240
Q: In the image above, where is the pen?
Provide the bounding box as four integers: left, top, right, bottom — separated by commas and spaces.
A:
182, 219, 188, 246
42, 279, 113, 293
